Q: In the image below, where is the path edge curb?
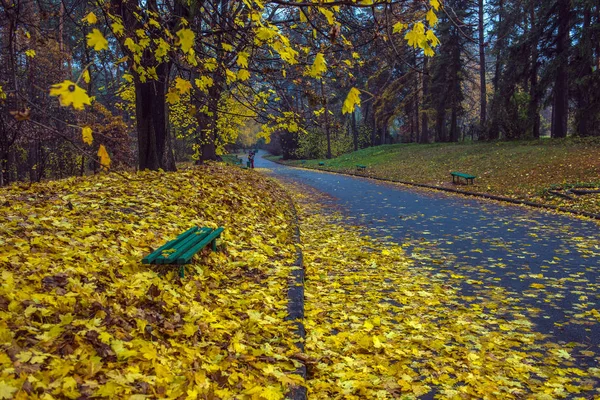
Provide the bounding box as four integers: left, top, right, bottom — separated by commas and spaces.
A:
268, 157, 600, 221
283, 191, 307, 400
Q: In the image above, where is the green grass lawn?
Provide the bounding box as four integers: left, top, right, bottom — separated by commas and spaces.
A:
271, 138, 600, 214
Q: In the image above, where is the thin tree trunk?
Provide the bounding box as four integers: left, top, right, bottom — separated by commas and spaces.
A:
493, 0, 504, 91
420, 56, 429, 144
551, 0, 569, 138
321, 80, 332, 159
478, 0, 487, 129
528, 2, 540, 138
351, 110, 358, 151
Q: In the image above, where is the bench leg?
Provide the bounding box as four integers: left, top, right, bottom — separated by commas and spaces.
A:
179, 265, 185, 278
212, 239, 217, 251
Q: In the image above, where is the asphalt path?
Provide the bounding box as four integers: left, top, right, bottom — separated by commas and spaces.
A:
252, 152, 600, 367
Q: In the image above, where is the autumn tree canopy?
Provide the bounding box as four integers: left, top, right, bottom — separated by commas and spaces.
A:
0, 0, 440, 179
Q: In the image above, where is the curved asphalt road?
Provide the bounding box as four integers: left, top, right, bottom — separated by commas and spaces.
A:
253, 152, 600, 368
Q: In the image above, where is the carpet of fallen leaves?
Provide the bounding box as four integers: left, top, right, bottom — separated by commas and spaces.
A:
276, 138, 600, 215
288, 185, 600, 399
0, 165, 303, 399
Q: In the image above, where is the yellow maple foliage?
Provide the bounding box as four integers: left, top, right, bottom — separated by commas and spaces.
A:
86, 29, 109, 51
306, 53, 327, 78
49, 80, 92, 110
0, 165, 303, 398
82, 12, 98, 25
342, 87, 361, 114
97, 144, 111, 169
82, 126, 93, 145
177, 28, 195, 53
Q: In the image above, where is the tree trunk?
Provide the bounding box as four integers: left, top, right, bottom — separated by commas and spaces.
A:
478, 0, 487, 129
420, 56, 429, 144
0, 150, 7, 187
528, 2, 540, 138
493, 0, 504, 91
450, 106, 459, 142
351, 110, 358, 151
436, 109, 446, 142
135, 63, 173, 170
574, 6, 594, 137
371, 111, 377, 147
551, 0, 569, 138
321, 80, 332, 159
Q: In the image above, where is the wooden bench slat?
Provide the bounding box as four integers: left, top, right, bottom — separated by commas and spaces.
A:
176, 227, 224, 264
142, 227, 199, 264
156, 228, 212, 265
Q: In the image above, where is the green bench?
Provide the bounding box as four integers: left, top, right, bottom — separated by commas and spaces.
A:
356, 164, 367, 170
318, 162, 325, 166
142, 226, 224, 278
451, 171, 476, 185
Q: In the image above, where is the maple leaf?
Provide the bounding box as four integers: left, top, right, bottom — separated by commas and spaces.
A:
430, 0, 441, 10
0, 382, 17, 399
175, 77, 192, 94
260, 386, 284, 400
49, 80, 92, 110
426, 29, 440, 47
405, 22, 426, 48
155, 38, 170, 61
82, 126, 93, 145
177, 28, 195, 53
342, 87, 361, 114
426, 9, 438, 26
237, 69, 250, 81
166, 89, 180, 104
319, 7, 335, 25
195, 76, 213, 91
111, 22, 125, 36
307, 53, 327, 78
87, 29, 108, 51
97, 144, 111, 170
423, 44, 435, 57
25, 49, 36, 58
392, 22, 406, 34
256, 27, 277, 42
82, 69, 91, 84
237, 52, 249, 68
82, 12, 97, 25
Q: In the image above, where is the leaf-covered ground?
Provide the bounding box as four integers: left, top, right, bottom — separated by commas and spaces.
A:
284, 183, 600, 399
0, 165, 303, 399
272, 138, 600, 215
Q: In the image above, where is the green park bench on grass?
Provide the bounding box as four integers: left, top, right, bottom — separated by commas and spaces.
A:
142, 226, 224, 278
451, 171, 476, 185
318, 162, 325, 166
356, 164, 367, 171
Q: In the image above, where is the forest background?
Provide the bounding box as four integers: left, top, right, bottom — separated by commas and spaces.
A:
0, 0, 599, 185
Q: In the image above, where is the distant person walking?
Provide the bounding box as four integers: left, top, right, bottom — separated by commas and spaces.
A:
248, 151, 255, 169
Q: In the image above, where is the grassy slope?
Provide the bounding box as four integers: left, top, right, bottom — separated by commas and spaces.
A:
275, 138, 600, 214
0, 165, 302, 398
